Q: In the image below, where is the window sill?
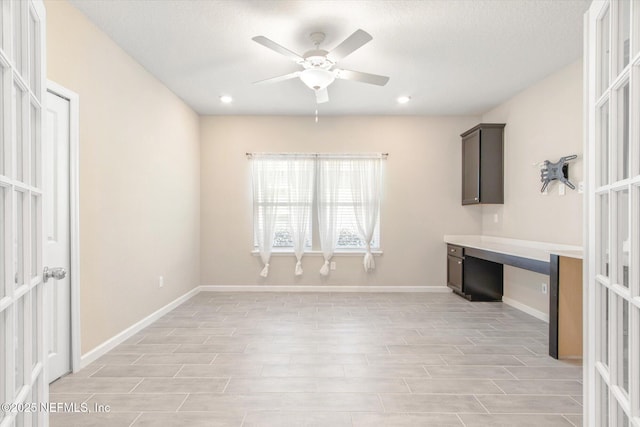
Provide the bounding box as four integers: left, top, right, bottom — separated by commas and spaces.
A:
251, 250, 383, 257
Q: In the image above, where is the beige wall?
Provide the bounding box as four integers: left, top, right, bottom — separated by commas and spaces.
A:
200, 116, 482, 287
46, 0, 201, 353
481, 60, 583, 317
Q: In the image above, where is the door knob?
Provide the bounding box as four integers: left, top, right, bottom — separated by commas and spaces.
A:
43, 267, 67, 283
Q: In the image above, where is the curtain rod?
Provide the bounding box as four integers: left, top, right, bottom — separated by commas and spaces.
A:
246, 152, 389, 159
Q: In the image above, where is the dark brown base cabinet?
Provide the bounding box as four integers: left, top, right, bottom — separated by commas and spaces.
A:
446, 244, 503, 301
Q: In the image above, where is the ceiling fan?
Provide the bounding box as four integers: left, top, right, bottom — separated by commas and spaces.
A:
252, 29, 390, 104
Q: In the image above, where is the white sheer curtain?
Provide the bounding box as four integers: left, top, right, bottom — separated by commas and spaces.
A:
251, 157, 283, 277
349, 158, 382, 272
287, 157, 315, 275
316, 159, 343, 276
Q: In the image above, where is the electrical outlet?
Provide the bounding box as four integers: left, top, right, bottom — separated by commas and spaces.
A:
159, 276, 164, 288
541, 283, 548, 294
330, 261, 336, 271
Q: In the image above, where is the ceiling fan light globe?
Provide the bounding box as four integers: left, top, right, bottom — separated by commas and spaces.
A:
300, 68, 335, 91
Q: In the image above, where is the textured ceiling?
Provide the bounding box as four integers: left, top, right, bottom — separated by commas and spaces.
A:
68, 0, 590, 116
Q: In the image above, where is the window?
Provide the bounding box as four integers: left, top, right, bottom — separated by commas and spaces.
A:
252, 158, 313, 249
251, 154, 383, 253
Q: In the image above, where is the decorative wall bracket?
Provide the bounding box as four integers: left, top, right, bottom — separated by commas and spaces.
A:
540, 154, 577, 193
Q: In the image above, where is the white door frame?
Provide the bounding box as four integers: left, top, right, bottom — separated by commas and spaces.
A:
45, 80, 81, 374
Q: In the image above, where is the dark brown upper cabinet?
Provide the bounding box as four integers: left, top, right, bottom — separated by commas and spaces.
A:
461, 123, 505, 205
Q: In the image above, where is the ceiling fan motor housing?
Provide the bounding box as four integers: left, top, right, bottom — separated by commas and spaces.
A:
302, 50, 332, 68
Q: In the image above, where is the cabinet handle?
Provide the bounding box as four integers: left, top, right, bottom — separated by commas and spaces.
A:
450, 249, 455, 252
474, 197, 479, 201
457, 261, 462, 265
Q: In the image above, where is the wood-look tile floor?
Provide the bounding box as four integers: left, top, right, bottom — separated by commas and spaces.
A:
50, 292, 583, 426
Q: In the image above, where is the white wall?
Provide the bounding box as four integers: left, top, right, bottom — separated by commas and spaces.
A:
46, 0, 201, 353
481, 60, 583, 317
200, 116, 482, 287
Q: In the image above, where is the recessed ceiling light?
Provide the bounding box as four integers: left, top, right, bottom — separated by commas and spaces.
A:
397, 96, 411, 104
220, 95, 233, 104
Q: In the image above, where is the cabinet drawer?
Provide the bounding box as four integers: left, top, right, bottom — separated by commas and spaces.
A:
447, 244, 464, 258
447, 255, 464, 292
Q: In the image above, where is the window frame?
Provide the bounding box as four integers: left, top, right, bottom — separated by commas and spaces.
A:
251, 154, 383, 254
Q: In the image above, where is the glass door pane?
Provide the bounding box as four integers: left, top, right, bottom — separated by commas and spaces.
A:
615, 81, 630, 181
30, 103, 38, 186
28, 9, 39, 99
14, 190, 23, 289
599, 6, 611, 97
14, 297, 24, 398
616, 297, 629, 395
31, 287, 37, 368
598, 373, 610, 427
598, 283, 610, 366
0, 65, 5, 177
0, 310, 5, 423
12, 82, 24, 183
0, 187, 4, 300
11, 0, 24, 77
30, 194, 37, 278
615, 188, 630, 288
617, 0, 631, 74
599, 100, 610, 186
598, 192, 610, 277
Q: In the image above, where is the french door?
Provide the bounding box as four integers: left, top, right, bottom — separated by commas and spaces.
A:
586, 1, 640, 426
0, 0, 47, 426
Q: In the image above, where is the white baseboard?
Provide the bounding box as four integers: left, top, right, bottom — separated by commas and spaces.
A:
79, 286, 200, 370
198, 285, 452, 293
502, 296, 549, 323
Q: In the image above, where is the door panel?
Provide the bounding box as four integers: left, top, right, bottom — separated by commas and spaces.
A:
586, 1, 640, 426
44, 92, 71, 383
462, 130, 480, 204
0, 0, 46, 426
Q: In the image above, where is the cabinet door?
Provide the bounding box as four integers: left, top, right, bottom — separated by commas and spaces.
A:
462, 130, 480, 204
447, 255, 463, 292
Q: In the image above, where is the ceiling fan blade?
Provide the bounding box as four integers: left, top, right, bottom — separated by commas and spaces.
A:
252, 36, 304, 63
315, 88, 329, 104
326, 29, 373, 63
253, 71, 301, 85
334, 68, 389, 86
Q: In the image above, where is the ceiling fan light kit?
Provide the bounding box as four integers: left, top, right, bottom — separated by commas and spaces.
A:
252, 29, 389, 105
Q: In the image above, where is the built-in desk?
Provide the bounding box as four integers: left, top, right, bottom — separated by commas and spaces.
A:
443, 235, 583, 360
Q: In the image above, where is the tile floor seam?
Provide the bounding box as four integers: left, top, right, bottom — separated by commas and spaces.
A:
489, 379, 506, 394
376, 392, 386, 413
561, 413, 579, 426
401, 377, 412, 393
128, 378, 145, 393
128, 412, 143, 427
172, 364, 182, 378
221, 377, 232, 393
130, 354, 145, 365
209, 353, 219, 365
455, 413, 468, 427
471, 394, 491, 414
174, 393, 190, 412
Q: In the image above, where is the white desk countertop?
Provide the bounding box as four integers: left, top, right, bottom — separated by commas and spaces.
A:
443, 235, 583, 261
